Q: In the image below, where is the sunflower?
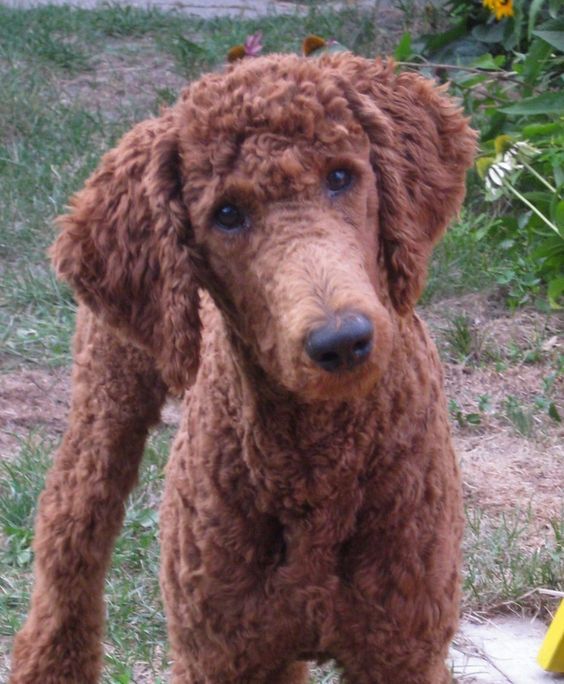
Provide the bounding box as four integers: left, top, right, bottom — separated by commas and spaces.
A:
483, 0, 514, 21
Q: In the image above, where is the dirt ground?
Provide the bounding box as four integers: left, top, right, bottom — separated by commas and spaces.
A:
2, 296, 561, 683
2, 294, 562, 534
425, 294, 563, 541
0, 6, 562, 678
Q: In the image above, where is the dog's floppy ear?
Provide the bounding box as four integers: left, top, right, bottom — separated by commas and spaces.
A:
334, 56, 477, 311
51, 110, 201, 392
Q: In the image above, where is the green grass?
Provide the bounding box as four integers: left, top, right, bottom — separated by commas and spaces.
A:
0, 3, 521, 368
104, 431, 172, 683
0, 431, 172, 681
424, 211, 501, 303
1, 434, 561, 680
1, 4, 561, 682
0, 436, 51, 639
464, 506, 564, 613
0, 2, 380, 370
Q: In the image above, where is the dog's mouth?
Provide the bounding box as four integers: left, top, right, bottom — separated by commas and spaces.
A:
300, 359, 382, 402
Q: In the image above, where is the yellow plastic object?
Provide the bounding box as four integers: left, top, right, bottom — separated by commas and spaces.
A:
538, 600, 564, 672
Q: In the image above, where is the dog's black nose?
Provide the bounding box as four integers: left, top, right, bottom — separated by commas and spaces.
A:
305, 313, 374, 373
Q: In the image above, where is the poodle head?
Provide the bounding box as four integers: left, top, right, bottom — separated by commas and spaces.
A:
177, 54, 476, 400
52, 53, 476, 400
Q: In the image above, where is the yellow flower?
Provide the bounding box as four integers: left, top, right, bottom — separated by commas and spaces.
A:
475, 156, 495, 179
302, 35, 327, 57
494, 134, 513, 155
482, 0, 514, 21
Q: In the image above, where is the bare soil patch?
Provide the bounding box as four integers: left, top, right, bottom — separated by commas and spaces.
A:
1, 293, 562, 528
0, 366, 70, 457
425, 293, 563, 535
0, 365, 181, 458
0, 295, 561, 684
59, 38, 186, 120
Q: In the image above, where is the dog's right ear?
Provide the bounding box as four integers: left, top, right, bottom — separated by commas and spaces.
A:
51, 110, 201, 393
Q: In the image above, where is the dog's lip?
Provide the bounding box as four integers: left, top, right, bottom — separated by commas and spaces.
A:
296, 355, 380, 402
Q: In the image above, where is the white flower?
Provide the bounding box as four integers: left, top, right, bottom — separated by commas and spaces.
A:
484, 141, 538, 199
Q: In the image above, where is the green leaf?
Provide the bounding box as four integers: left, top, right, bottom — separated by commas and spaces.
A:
471, 53, 502, 70
394, 32, 412, 61
518, 212, 532, 230
522, 37, 553, 87
533, 236, 564, 259
528, 0, 548, 40
173, 35, 206, 56
524, 191, 552, 207
114, 674, 132, 684
502, 15, 522, 51
472, 22, 506, 44
432, 36, 489, 65
547, 277, 564, 308
138, 508, 158, 529
548, 0, 560, 17
454, 73, 489, 87
17, 547, 32, 566
424, 20, 467, 52
533, 29, 564, 52
500, 92, 564, 115
553, 199, 564, 225
548, 402, 561, 422
522, 122, 560, 138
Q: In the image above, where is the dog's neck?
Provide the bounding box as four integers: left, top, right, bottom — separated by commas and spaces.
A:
218, 314, 433, 528
199, 278, 439, 522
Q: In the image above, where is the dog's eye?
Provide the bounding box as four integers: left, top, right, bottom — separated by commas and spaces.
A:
214, 203, 247, 232
327, 168, 353, 194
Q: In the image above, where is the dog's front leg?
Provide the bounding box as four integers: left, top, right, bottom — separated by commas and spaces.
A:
10, 307, 168, 684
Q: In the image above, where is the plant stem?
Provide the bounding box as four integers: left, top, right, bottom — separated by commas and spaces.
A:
521, 162, 557, 193
396, 61, 527, 87
506, 183, 560, 235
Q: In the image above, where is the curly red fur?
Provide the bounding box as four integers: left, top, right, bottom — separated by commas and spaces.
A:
10, 53, 476, 683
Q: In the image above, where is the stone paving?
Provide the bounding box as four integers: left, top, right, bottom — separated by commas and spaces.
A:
450, 615, 561, 683
1, 0, 374, 16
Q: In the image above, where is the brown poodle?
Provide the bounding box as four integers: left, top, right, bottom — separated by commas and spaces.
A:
10, 53, 476, 683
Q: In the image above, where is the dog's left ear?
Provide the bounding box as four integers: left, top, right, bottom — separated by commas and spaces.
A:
334, 56, 477, 311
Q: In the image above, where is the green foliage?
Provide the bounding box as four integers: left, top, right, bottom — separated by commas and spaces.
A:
464, 506, 564, 609
0, 431, 172, 679
449, 398, 484, 427
397, 0, 564, 308
0, 437, 49, 569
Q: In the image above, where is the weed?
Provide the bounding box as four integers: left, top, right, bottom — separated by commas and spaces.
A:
0, 436, 50, 638
463, 506, 564, 612
0, 436, 50, 560
424, 212, 499, 302
0, 430, 173, 678
93, 4, 173, 37
477, 394, 492, 412
0, 264, 76, 367
445, 315, 476, 362
449, 399, 483, 428
503, 394, 534, 436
